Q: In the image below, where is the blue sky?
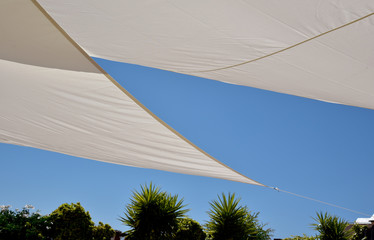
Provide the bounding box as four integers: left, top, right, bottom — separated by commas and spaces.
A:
1, 57, 374, 238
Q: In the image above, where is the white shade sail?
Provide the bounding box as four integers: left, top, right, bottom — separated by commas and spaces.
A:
1, 0, 373, 186
0, 0, 263, 185
38, 0, 374, 109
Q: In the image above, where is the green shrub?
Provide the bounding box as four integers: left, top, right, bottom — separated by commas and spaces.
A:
175, 217, 206, 240
351, 224, 368, 240
92, 221, 115, 240
0, 205, 52, 240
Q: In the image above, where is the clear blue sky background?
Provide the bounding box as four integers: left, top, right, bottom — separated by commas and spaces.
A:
1, 57, 373, 239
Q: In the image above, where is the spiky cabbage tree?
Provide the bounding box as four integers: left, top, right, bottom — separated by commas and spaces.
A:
120, 183, 188, 240
206, 193, 272, 240
312, 212, 351, 240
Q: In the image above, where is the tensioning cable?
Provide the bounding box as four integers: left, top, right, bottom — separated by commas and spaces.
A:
267, 186, 371, 216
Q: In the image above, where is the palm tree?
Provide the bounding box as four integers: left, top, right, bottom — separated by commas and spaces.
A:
311, 212, 351, 240
120, 183, 188, 240
206, 193, 271, 240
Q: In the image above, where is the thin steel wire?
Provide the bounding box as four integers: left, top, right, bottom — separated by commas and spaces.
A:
269, 186, 371, 217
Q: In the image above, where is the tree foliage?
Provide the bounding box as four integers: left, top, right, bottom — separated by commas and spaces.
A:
205, 193, 272, 240
49, 202, 114, 240
284, 234, 318, 240
49, 202, 94, 240
92, 221, 115, 240
120, 183, 189, 240
351, 224, 368, 240
311, 212, 351, 240
1, 203, 115, 240
175, 217, 206, 240
0, 206, 52, 240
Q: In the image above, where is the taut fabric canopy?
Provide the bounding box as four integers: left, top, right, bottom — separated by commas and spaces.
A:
38, 0, 374, 109
1, 0, 374, 186
0, 0, 263, 185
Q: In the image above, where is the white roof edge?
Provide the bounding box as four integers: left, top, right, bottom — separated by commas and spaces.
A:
355, 214, 374, 224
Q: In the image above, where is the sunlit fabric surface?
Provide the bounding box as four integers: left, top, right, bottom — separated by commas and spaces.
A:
0, 0, 263, 185
1, 0, 374, 186
39, 0, 374, 109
